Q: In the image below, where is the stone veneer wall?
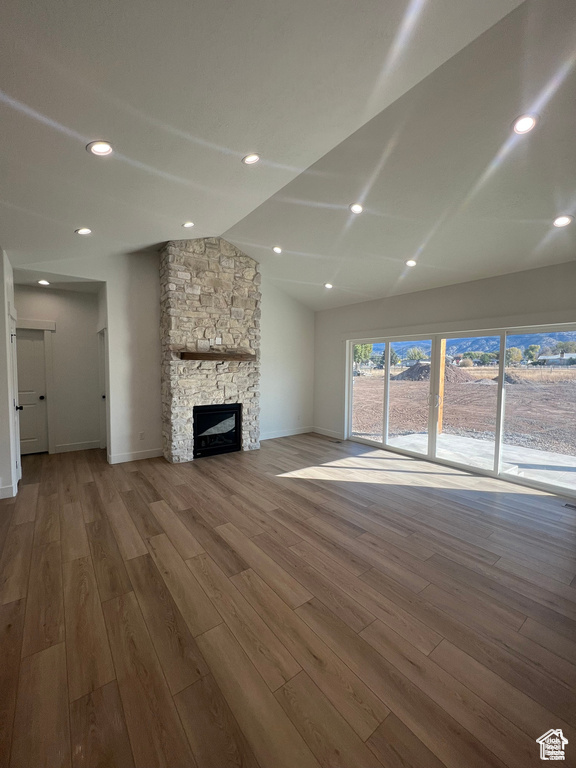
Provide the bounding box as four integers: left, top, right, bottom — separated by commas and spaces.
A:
160, 237, 261, 462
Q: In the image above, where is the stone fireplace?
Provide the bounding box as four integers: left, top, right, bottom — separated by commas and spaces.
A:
160, 237, 261, 463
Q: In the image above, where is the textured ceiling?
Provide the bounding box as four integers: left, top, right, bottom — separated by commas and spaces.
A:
2, 0, 573, 309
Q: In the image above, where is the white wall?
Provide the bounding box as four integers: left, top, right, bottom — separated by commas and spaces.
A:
314, 261, 576, 438
0, 251, 18, 497
14, 286, 102, 453
16, 252, 315, 460
96, 284, 108, 332
260, 276, 315, 440
10, 251, 576, 465
16, 252, 163, 464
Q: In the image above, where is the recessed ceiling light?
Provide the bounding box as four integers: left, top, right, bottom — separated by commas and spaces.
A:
182, 221, 195, 228
86, 141, 113, 156
553, 215, 573, 228
273, 246, 282, 254
349, 203, 363, 214
405, 259, 417, 267
513, 115, 537, 134
38, 279, 50, 286
324, 283, 333, 289
75, 228, 92, 235
242, 153, 260, 165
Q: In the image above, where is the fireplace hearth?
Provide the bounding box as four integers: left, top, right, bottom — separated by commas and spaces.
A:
193, 403, 242, 458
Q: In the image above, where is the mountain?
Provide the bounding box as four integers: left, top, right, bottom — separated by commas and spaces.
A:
369, 331, 576, 357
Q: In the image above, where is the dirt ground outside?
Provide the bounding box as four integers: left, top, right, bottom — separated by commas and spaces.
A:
351, 366, 576, 455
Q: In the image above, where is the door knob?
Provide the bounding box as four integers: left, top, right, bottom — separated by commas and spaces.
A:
39, 395, 45, 400
15, 405, 23, 411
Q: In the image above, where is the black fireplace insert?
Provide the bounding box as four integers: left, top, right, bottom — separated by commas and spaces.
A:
193, 403, 242, 458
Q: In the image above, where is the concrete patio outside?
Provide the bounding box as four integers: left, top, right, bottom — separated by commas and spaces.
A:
386, 432, 576, 493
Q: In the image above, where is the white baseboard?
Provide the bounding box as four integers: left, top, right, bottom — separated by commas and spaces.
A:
108, 448, 164, 465
260, 426, 313, 441
54, 440, 101, 454
312, 427, 346, 440
0, 482, 17, 499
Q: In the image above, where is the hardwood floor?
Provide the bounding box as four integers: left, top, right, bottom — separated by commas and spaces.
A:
0, 434, 575, 767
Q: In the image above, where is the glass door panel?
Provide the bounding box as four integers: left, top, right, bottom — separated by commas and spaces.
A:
386, 340, 432, 456
435, 335, 501, 470
351, 342, 384, 443
501, 332, 576, 493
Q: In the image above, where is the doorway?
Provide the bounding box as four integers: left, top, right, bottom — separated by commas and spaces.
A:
16, 328, 49, 455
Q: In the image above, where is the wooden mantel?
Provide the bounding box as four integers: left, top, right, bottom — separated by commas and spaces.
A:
179, 351, 255, 361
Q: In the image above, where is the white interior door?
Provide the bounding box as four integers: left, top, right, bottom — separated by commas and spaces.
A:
17, 329, 48, 455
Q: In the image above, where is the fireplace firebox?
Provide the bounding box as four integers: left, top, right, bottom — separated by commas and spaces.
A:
193, 403, 242, 458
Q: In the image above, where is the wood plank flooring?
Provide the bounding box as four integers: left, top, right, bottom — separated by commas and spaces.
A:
0, 433, 575, 767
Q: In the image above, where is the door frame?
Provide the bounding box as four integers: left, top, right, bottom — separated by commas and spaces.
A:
16, 319, 56, 455
97, 328, 110, 451
8, 317, 21, 486
346, 322, 576, 499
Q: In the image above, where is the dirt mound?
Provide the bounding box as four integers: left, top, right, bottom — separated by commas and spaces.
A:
393, 362, 474, 383
498, 373, 526, 385
445, 365, 475, 383
393, 362, 431, 381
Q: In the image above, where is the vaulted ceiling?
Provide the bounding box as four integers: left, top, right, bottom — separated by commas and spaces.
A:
2, 0, 574, 308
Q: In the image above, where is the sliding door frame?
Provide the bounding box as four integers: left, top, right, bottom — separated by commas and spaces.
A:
346, 322, 576, 499
494, 332, 506, 476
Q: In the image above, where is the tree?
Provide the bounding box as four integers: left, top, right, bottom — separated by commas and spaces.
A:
506, 347, 523, 365
554, 341, 576, 354
523, 344, 540, 362
479, 353, 493, 366
540, 346, 552, 357
406, 346, 427, 361
389, 349, 400, 366
353, 344, 373, 364
463, 351, 481, 360
459, 358, 473, 367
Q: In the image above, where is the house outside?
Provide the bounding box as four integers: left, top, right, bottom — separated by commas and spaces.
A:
538, 353, 576, 366
404, 359, 431, 367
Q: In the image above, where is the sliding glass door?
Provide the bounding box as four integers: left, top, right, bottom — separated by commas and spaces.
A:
385, 339, 432, 457
501, 332, 576, 493
350, 343, 384, 443
434, 334, 501, 471
347, 324, 576, 496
